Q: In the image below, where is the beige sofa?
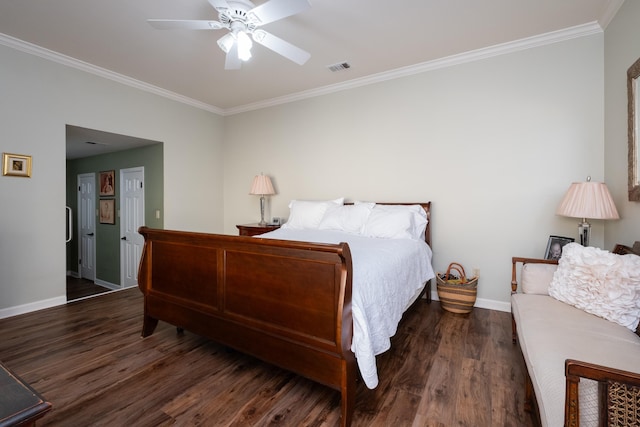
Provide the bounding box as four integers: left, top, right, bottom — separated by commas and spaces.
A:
510, 243, 640, 427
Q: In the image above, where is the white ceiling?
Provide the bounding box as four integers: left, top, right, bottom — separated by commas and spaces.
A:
65, 125, 161, 160
0, 0, 623, 118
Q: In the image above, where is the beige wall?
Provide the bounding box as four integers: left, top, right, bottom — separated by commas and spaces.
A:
224, 34, 605, 309
604, 0, 640, 249
0, 45, 224, 315
5, 8, 638, 315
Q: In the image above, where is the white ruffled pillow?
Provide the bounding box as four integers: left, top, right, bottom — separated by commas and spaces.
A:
318, 203, 374, 234
361, 204, 428, 241
548, 243, 640, 331
282, 198, 344, 230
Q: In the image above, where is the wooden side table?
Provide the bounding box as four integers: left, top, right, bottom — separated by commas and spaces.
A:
236, 223, 281, 237
0, 362, 52, 426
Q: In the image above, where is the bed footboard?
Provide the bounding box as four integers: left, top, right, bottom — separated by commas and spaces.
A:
137, 227, 356, 426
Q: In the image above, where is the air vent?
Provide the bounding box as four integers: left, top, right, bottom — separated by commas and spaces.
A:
327, 62, 351, 72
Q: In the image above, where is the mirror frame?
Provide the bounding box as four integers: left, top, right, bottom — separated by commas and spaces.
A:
628, 56, 640, 201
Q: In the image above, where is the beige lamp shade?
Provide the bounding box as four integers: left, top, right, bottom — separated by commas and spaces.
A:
556, 181, 619, 220
249, 174, 275, 196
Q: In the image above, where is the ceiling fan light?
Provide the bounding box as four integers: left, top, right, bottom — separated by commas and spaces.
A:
237, 31, 253, 61
217, 33, 235, 53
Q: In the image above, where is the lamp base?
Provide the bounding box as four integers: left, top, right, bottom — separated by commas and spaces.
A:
578, 219, 591, 247
259, 195, 266, 226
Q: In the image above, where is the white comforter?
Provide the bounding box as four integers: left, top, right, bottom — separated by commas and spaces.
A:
259, 229, 435, 388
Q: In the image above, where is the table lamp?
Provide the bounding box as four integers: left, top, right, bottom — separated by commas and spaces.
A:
249, 173, 275, 226
556, 176, 619, 247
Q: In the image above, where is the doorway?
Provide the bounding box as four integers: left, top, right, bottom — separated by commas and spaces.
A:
65, 125, 164, 301
77, 173, 96, 281
120, 166, 145, 288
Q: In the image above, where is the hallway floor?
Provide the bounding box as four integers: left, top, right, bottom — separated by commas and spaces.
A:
66, 276, 112, 301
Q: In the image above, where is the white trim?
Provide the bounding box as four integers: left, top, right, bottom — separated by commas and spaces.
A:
223, 22, 603, 115
95, 278, 120, 290
599, 0, 625, 30
0, 33, 224, 116
0, 296, 66, 319
0, 21, 603, 117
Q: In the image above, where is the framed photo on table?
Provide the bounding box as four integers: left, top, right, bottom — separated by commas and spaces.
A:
99, 170, 115, 196
545, 235, 574, 260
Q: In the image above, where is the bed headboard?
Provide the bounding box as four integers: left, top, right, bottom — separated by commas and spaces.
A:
344, 201, 432, 248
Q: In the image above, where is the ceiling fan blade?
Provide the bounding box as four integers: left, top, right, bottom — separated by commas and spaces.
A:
147, 19, 224, 30
225, 44, 242, 70
252, 30, 310, 65
207, 0, 231, 12
248, 0, 311, 26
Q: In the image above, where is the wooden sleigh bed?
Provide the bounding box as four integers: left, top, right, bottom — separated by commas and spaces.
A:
137, 202, 432, 427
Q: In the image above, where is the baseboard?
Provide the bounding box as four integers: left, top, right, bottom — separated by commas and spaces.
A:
429, 290, 511, 313
94, 279, 120, 290
0, 296, 67, 320
67, 271, 80, 279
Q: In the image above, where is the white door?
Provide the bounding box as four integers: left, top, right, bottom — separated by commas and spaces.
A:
78, 173, 96, 281
120, 167, 145, 288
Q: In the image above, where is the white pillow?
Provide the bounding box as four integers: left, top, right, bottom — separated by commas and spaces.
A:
521, 263, 558, 295
362, 204, 428, 241
282, 198, 344, 230
318, 203, 374, 234
548, 243, 640, 331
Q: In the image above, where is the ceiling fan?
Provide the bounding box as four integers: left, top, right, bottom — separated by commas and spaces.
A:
148, 0, 311, 70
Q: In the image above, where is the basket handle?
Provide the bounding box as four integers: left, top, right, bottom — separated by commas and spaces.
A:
445, 262, 467, 283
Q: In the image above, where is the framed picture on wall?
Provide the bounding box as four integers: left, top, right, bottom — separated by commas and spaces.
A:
99, 199, 115, 224
2, 153, 32, 177
544, 235, 575, 260
99, 170, 115, 196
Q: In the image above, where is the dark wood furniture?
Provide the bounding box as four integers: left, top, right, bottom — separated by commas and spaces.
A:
236, 223, 280, 236
565, 359, 640, 427
137, 202, 431, 427
0, 362, 51, 426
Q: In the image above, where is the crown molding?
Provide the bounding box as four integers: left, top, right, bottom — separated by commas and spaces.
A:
225, 22, 603, 115
1, 21, 603, 117
0, 33, 225, 115
598, 0, 625, 30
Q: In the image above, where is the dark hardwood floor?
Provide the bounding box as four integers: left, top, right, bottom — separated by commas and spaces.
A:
0, 289, 535, 426
66, 276, 112, 301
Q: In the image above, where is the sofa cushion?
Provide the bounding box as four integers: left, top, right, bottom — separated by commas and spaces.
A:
512, 293, 640, 427
522, 263, 558, 295
548, 243, 640, 331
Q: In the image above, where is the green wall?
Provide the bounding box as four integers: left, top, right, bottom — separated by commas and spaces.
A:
65, 143, 163, 285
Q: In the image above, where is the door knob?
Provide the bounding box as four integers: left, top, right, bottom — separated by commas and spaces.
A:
87, 233, 94, 236
121, 236, 127, 240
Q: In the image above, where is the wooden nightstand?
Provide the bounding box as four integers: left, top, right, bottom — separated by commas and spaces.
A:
236, 223, 281, 237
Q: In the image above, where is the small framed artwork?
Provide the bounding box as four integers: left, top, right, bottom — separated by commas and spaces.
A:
2, 153, 32, 177
99, 199, 116, 224
545, 235, 575, 260
99, 170, 115, 196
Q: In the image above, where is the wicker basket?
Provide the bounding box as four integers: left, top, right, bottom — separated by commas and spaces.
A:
436, 262, 478, 314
